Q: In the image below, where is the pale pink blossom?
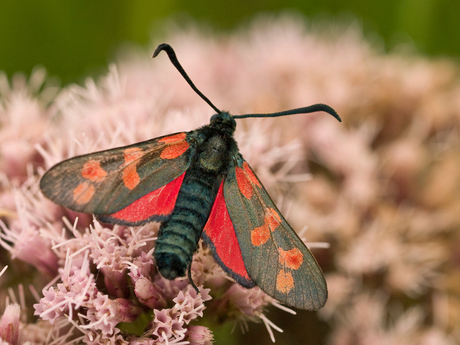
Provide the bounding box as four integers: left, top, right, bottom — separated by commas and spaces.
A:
0, 304, 20, 345
186, 325, 214, 345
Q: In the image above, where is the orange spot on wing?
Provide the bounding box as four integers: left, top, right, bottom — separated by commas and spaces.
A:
276, 269, 294, 293
279, 247, 304, 270
124, 147, 143, 164
121, 147, 143, 190
123, 165, 140, 190
250, 208, 281, 247
73, 182, 95, 205
265, 207, 281, 231
236, 162, 261, 200
159, 132, 186, 144
160, 141, 189, 160
251, 224, 270, 247
236, 166, 254, 199
81, 160, 107, 182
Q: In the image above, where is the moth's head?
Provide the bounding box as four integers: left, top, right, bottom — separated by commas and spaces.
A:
210, 111, 236, 133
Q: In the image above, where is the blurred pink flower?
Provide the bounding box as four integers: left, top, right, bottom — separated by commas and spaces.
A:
0, 304, 20, 345
186, 325, 214, 345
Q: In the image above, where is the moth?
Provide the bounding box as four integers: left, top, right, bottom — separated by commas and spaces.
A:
40, 43, 341, 311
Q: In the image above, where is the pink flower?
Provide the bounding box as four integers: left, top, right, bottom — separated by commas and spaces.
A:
186, 325, 214, 345
0, 215, 59, 277
134, 278, 167, 309
0, 69, 56, 182
0, 304, 20, 345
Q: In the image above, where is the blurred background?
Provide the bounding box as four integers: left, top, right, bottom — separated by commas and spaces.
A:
1, 0, 460, 85
1, 1, 460, 345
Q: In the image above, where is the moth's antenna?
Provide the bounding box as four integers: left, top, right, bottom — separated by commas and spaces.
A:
153, 43, 222, 114
154, 43, 340, 122
234, 103, 342, 122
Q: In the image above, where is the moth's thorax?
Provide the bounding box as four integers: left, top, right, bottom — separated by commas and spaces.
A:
198, 134, 229, 172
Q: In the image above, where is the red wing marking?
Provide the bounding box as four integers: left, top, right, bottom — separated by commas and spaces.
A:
124, 147, 143, 163
122, 165, 140, 190
109, 173, 185, 223
81, 160, 107, 182
236, 162, 261, 200
73, 182, 95, 205
203, 182, 252, 282
251, 224, 270, 247
276, 269, 295, 293
279, 247, 304, 270
251, 207, 282, 247
242, 161, 260, 187
158, 133, 186, 144
122, 147, 143, 190
236, 166, 254, 199
160, 141, 189, 160
265, 207, 281, 231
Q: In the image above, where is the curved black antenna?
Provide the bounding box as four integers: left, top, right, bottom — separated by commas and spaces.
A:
154, 43, 341, 123
234, 103, 341, 122
153, 43, 221, 114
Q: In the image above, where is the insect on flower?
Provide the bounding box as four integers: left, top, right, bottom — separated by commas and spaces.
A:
40, 43, 341, 311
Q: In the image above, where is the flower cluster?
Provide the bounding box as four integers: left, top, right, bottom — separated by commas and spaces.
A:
1, 15, 460, 345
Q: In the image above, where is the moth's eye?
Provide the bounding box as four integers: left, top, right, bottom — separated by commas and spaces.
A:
210, 114, 219, 122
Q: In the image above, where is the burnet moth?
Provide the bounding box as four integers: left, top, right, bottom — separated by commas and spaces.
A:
40, 43, 341, 311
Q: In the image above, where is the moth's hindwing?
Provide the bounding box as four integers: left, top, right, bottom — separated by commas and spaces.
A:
97, 172, 186, 225
202, 181, 256, 288
40, 132, 193, 224
223, 158, 327, 311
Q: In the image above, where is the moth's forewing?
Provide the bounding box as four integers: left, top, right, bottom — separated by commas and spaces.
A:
40, 132, 193, 216
223, 158, 327, 311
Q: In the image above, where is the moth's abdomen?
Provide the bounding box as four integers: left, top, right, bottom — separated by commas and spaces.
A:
154, 170, 219, 279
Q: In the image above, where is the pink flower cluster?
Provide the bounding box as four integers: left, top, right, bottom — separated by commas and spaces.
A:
28, 217, 218, 344
1, 15, 460, 345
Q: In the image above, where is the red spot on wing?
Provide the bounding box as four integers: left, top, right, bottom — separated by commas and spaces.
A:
276, 269, 294, 293
158, 133, 190, 160
265, 207, 281, 231
160, 141, 189, 160
158, 133, 186, 144
124, 147, 143, 163
279, 247, 304, 270
203, 182, 252, 282
73, 182, 95, 205
243, 161, 260, 187
251, 208, 281, 247
81, 160, 107, 182
236, 162, 261, 200
251, 224, 270, 246
122, 165, 140, 190
122, 147, 143, 190
109, 173, 185, 223
236, 166, 254, 199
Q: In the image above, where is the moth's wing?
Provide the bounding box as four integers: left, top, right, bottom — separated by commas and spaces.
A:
40, 132, 193, 225
202, 181, 256, 288
97, 172, 186, 226
223, 157, 327, 310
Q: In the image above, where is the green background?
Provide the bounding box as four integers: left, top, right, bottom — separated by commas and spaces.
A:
1, 0, 459, 85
